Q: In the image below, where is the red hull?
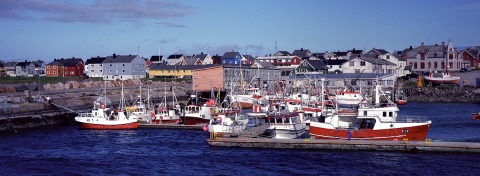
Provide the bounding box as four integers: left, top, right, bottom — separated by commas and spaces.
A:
183, 116, 210, 125
472, 113, 480, 120
234, 102, 253, 109
397, 100, 407, 105
78, 122, 138, 130
152, 119, 182, 124
310, 124, 430, 141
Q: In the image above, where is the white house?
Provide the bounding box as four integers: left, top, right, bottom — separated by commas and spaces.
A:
85, 56, 107, 77
342, 55, 397, 75
402, 41, 462, 73
366, 48, 408, 78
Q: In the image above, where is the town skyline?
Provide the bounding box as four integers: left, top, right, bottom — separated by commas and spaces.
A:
1, 0, 479, 62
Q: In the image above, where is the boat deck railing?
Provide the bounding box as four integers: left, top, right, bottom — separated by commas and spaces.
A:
396, 116, 429, 123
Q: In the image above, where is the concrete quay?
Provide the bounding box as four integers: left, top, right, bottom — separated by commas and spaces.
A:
207, 137, 480, 153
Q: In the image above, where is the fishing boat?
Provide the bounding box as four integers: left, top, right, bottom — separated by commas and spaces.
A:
207, 109, 249, 137
74, 86, 138, 130
182, 98, 216, 125
472, 112, 480, 120
264, 112, 307, 139
423, 71, 460, 85
334, 89, 363, 105
227, 87, 261, 109
309, 83, 431, 141
152, 84, 182, 124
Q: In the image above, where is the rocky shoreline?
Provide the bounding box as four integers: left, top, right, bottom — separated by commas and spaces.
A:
405, 87, 480, 103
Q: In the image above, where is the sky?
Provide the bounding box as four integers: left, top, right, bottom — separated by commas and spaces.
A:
1, 0, 480, 63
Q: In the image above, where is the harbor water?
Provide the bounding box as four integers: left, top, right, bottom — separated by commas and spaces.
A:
1, 102, 480, 175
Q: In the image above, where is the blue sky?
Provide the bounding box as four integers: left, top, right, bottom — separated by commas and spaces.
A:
1, 0, 479, 62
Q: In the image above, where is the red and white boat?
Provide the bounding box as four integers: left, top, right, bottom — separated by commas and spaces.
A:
334, 89, 363, 105
265, 112, 307, 139
472, 112, 480, 120
152, 87, 182, 124
182, 98, 216, 125
75, 91, 138, 130
396, 99, 407, 105
424, 71, 460, 85
310, 84, 431, 141
227, 88, 261, 109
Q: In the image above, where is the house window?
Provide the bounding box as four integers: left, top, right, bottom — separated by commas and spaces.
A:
123, 70, 125, 73
421, 54, 425, 60
428, 62, 431, 69
53, 71, 56, 74
122, 64, 125, 67
47, 66, 50, 69
91, 70, 94, 72
434, 62, 438, 69
449, 54, 453, 59
100, 70, 102, 72
47, 71, 50, 74
100, 64, 102, 67
386, 55, 390, 59
420, 62, 425, 69
360, 61, 365, 66
53, 66, 56, 69
110, 64, 112, 66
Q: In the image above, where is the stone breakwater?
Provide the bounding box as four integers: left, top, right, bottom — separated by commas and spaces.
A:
405, 87, 480, 103
0, 104, 77, 134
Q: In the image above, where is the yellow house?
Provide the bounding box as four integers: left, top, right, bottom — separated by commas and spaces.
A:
148, 64, 218, 79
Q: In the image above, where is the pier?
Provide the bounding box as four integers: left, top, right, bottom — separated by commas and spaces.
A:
207, 126, 480, 153
207, 137, 480, 153
138, 123, 204, 130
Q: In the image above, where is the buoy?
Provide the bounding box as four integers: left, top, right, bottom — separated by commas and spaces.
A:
202, 125, 208, 132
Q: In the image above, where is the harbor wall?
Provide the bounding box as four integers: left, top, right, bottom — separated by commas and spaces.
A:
405, 87, 480, 103
0, 104, 77, 134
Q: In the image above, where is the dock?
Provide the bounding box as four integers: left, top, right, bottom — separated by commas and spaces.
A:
138, 123, 204, 130
207, 126, 480, 153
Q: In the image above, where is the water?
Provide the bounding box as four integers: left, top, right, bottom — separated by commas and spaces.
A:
1, 102, 480, 175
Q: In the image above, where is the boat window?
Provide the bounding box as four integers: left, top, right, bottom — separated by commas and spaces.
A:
363, 111, 367, 116
389, 112, 393, 117
383, 112, 387, 117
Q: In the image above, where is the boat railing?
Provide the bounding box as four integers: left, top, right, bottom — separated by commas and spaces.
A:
396, 116, 429, 123
79, 112, 93, 117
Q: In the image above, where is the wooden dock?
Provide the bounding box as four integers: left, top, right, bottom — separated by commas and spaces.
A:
207, 126, 480, 153
139, 123, 204, 130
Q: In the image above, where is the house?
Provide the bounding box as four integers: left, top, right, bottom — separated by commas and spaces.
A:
4, 61, 18, 76
194, 52, 213, 65
46, 58, 84, 77
15, 60, 36, 76
347, 48, 364, 56
401, 41, 462, 72
179, 55, 202, 65
85, 56, 107, 78
223, 64, 281, 90
221, 51, 244, 65
324, 58, 348, 73
324, 51, 349, 60
341, 54, 396, 74
0, 61, 6, 77
293, 60, 328, 75
102, 54, 146, 80
460, 47, 479, 69
212, 55, 222, 64
255, 55, 301, 69
31, 60, 45, 76
150, 55, 164, 64
366, 48, 408, 78
292, 48, 312, 59
166, 54, 186, 65
242, 54, 255, 64
286, 73, 397, 89
273, 51, 291, 56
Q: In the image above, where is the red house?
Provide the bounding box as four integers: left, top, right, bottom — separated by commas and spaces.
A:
46, 58, 84, 77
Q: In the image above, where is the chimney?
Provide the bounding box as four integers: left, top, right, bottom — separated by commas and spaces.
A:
435, 44, 438, 46
113, 54, 117, 58
421, 42, 424, 46
410, 46, 412, 49
54, 59, 56, 61
353, 48, 356, 51
442, 42, 445, 46
301, 48, 303, 51
201, 52, 203, 55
